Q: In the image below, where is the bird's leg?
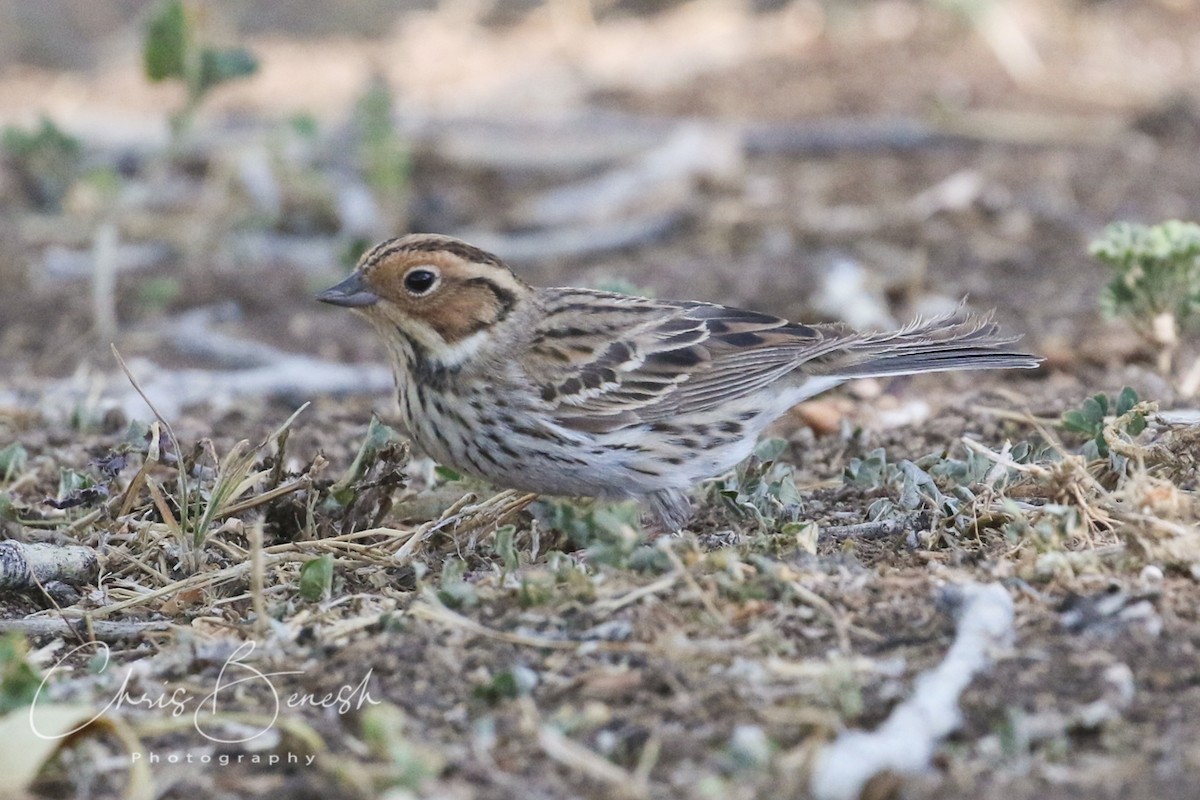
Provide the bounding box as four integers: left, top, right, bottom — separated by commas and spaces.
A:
643, 489, 693, 538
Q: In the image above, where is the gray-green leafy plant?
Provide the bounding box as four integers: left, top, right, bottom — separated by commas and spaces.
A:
1060, 386, 1147, 460
1, 117, 82, 210
536, 497, 643, 567
717, 438, 805, 533
1091, 220, 1200, 371
0, 443, 27, 484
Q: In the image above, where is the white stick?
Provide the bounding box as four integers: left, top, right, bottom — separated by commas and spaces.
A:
0, 541, 99, 590
810, 583, 1015, 800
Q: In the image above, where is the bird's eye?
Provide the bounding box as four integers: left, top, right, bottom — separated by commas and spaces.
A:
403, 267, 439, 296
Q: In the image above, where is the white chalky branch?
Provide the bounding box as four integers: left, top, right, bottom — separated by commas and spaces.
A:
810, 582, 1015, 800
0, 541, 99, 592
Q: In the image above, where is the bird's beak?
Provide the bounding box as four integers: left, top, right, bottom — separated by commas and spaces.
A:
316, 272, 379, 308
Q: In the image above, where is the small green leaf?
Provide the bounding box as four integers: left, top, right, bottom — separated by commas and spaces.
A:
1085, 395, 1107, 423
143, 0, 187, 82
58, 468, 92, 499
433, 466, 462, 483
1116, 386, 1139, 416
752, 438, 788, 463
1, 117, 84, 210
136, 276, 183, 310
0, 633, 42, 714
1128, 413, 1147, 435
472, 667, 536, 703
289, 113, 319, 139
198, 46, 258, 92
329, 417, 405, 505
494, 524, 519, 572
0, 443, 27, 482
1061, 410, 1093, 434
299, 554, 334, 601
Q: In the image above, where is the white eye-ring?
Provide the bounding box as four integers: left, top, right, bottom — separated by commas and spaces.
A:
403, 266, 440, 296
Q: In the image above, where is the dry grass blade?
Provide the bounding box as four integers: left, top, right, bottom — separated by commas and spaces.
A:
145, 476, 181, 538
409, 591, 650, 653
657, 539, 725, 625
112, 343, 193, 537
593, 572, 680, 614
216, 474, 311, 519
75, 552, 307, 620
537, 718, 649, 800
249, 521, 266, 635
117, 419, 162, 519
390, 490, 537, 562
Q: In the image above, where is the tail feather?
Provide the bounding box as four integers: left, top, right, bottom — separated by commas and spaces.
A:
811, 309, 1041, 379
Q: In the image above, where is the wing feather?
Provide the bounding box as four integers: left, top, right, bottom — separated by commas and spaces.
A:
526, 291, 845, 431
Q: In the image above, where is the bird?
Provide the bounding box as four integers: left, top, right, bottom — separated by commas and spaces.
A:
317, 233, 1040, 531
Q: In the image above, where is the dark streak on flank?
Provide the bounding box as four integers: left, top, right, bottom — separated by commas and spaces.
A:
491, 437, 521, 460
459, 447, 487, 475
512, 423, 560, 443
532, 345, 571, 363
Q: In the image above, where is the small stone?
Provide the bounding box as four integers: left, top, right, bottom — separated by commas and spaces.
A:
1140, 564, 1164, 583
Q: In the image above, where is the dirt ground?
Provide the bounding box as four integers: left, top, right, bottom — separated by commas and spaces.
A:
2, 1, 1200, 798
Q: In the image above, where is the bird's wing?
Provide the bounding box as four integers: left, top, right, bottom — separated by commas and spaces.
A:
524, 289, 854, 431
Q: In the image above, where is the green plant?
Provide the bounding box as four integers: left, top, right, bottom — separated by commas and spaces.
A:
716, 438, 805, 533
0, 443, 26, 484
535, 498, 642, 566
841, 439, 1058, 543
143, 0, 258, 141
0, 633, 41, 715
360, 704, 446, 790
1, 117, 82, 210
299, 554, 334, 602
1003, 503, 1084, 554
135, 275, 184, 312
1091, 220, 1200, 371
472, 666, 537, 704
353, 78, 409, 226
1061, 387, 1147, 459
436, 558, 478, 608
327, 417, 408, 507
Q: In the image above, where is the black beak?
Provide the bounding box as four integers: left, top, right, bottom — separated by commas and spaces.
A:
316, 272, 379, 308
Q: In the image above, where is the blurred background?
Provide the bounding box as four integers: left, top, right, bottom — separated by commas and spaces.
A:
0, 0, 1197, 420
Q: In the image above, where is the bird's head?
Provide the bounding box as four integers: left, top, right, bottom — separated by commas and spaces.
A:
317, 234, 530, 359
